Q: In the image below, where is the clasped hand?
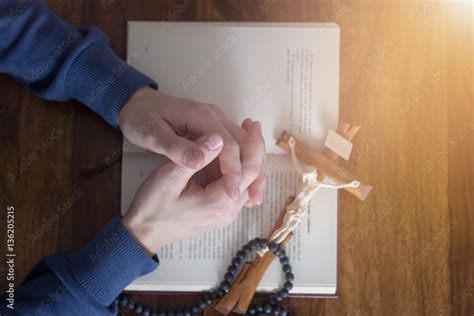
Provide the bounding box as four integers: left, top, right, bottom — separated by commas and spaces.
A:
119, 87, 266, 255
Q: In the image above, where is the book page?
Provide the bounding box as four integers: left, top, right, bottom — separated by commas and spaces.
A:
122, 154, 337, 294
126, 22, 339, 153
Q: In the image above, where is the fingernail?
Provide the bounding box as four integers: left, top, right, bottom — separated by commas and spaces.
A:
184, 148, 203, 167
203, 134, 223, 151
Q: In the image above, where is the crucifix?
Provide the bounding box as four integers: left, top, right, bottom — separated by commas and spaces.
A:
204, 122, 372, 315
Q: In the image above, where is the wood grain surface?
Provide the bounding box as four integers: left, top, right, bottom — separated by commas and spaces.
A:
0, 1, 472, 315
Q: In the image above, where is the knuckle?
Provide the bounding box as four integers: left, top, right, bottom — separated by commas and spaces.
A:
222, 210, 240, 226
162, 165, 187, 185
223, 139, 240, 152
195, 103, 224, 118
244, 162, 261, 179
206, 199, 232, 218
195, 103, 214, 115
214, 201, 232, 216
142, 134, 157, 151
157, 140, 180, 156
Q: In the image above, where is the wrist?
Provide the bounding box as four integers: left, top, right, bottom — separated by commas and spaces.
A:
118, 85, 156, 128
122, 216, 160, 256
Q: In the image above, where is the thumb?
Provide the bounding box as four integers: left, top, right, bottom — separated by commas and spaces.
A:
150, 121, 208, 169
159, 133, 224, 193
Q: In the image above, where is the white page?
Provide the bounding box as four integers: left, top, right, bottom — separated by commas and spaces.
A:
123, 22, 339, 294
126, 22, 339, 153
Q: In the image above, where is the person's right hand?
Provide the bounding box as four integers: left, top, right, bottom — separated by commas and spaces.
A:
122, 119, 265, 255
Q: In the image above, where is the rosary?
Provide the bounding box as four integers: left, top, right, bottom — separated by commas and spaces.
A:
117, 123, 372, 315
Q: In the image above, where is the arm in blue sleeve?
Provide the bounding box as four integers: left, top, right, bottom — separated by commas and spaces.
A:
0, 0, 156, 125
0, 216, 159, 315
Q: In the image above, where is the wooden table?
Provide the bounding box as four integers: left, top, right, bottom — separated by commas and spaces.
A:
0, 0, 472, 315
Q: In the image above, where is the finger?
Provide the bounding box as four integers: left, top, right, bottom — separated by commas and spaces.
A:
158, 132, 224, 195
248, 151, 266, 205
241, 117, 253, 131
191, 121, 242, 201
216, 126, 243, 201
225, 190, 250, 223
239, 121, 266, 193
200, 177, 249, 225
213, 189, 250, 227
180, 103, 249, 200
149, 121, 206, 169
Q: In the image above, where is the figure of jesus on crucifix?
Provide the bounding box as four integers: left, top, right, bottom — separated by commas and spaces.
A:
268, 136, 361, 244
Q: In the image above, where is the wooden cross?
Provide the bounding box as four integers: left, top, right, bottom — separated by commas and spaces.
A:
206, 122, 372, 315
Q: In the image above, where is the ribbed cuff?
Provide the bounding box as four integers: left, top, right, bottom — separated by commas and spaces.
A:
66, 216, 159, 306
66, 40, 157, 126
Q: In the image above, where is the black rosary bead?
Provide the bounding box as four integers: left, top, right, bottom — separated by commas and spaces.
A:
273, 306, 282, 315
236, 250, 245, 259
277, 249, 286, 259
227, 265, 237, 274
231, 257, 241, 266
275, 292, 284, 301
285, 272, 294, 281
242, 244, 251, 254
224, 272, 235, 282
198, 301, 207, 309
279, 256, 289, 265
183, 310, 192, 316
249, 243, 257, 251
274, 249, 282, 258
282, 264, 291, 273
283, 281, 293, 291
220, 280, 230, 292
134, 304, 143, 313
191, 305, 199, 313
126, 301, 135, 309
248, 306, 256, 314
143, 308, 150, 316
268, 242, 278, 252
260, 240, 270, 249
210, 291, 219, 300
264, 304, 272, 313
255, 303, 263, 312
119, 296, 128, 306
216, 288, 225, 297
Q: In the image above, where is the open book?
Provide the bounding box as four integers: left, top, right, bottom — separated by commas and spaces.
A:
122, 22, 340, 295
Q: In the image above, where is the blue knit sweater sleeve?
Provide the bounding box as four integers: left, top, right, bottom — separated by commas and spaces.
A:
0, 216, 159, 315
1, 0, 160, 314
0, 0, 156, 125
